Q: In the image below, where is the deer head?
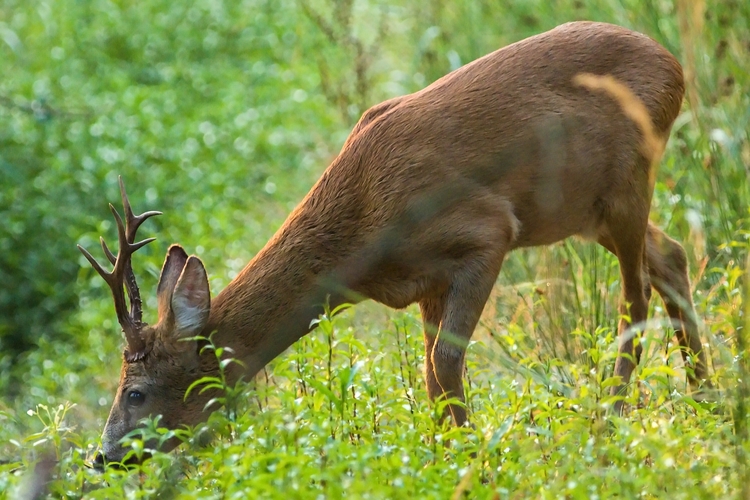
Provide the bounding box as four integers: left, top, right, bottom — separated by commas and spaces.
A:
79, 178, 215, 468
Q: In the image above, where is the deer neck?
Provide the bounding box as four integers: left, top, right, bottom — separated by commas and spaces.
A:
203, 198, 361, 382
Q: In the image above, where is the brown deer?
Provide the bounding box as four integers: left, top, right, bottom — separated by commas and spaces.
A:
80, 21, 710, 468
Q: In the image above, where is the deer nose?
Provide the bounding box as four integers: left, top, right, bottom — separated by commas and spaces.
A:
92, 451, 105, 471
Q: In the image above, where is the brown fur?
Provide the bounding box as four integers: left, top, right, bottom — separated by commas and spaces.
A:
95, 21, 710, 466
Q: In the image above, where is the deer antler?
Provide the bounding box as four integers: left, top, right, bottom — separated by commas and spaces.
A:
78, 177, 161, 361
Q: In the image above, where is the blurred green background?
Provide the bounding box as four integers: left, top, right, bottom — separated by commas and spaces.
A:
1, 0, 748, 497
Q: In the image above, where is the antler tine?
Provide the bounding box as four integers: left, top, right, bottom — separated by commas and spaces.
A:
77, 244, 115, 284
100, 237, 117, 266
118, 176, 162, 242
78, 237, 139, 344
108, 203, 158, 253
117, 177, 161, 327
78, 178, 161, 359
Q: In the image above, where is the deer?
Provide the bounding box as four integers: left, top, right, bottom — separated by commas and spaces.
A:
80, 21, 711, 469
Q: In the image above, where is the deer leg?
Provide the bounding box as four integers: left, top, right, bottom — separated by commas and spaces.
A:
599, 212, 650, 413
419, 296, 446, 413
645, 223, 711, 395
431, 249, 506, 426
599, 223, 711, 400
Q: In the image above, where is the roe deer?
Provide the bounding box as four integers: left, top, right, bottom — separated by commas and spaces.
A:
80, 21, 711, 468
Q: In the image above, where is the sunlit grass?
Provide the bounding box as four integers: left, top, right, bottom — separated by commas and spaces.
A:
1, 304, 742, 498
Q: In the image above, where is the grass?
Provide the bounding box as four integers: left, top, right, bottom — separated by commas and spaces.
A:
2, 306, 742, 498
1, 0, 749, 498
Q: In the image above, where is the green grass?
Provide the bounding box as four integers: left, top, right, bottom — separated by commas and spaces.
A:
1, 0, 749, 498
1, 308, 742, 498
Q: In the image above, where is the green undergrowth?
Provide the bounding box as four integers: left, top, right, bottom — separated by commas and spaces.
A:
1, 305, 745, 498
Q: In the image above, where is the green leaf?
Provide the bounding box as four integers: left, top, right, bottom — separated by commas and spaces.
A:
307, 378, 342, 413
185, 376, 223, 400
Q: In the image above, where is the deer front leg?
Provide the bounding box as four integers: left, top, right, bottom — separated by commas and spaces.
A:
420, 296, 446, 415
429, 248, 507, 426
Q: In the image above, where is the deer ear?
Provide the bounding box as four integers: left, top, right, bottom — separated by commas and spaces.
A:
170, 256, 210, 339
156, 245, 189, 321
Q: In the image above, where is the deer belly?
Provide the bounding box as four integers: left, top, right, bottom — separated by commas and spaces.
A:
511, 203, 603, 249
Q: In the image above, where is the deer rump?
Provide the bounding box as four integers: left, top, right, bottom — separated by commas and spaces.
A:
310, 21, 682, 309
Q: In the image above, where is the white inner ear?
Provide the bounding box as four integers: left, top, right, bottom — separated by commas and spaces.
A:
171, 258, 211, 337
172, 291, 209, 335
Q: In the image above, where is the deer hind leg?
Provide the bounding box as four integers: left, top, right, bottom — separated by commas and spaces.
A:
645, 223, 711, 395
599, 223, 711, 402
597, 206, 651, 413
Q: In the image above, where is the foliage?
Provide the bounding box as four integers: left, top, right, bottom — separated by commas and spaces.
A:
0, 0, 748, 497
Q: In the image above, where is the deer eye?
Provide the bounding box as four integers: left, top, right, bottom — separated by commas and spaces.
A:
127, 390, 145, 407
